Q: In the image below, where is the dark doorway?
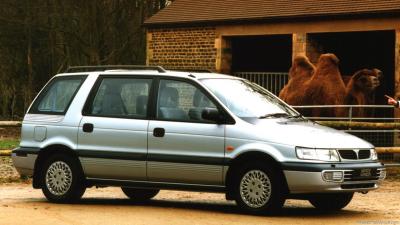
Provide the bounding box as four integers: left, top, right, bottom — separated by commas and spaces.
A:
230, 35, 292, 73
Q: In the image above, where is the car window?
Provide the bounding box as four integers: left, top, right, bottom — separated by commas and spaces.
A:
29, 76, 86, 114
157, 79, 217, 122
88, 78, 152, 118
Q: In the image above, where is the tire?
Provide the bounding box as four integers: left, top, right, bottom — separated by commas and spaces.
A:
41, 154, 86, 203
121, 188, 160, 202
309, 193, 354, 211
233, 162, 285, 214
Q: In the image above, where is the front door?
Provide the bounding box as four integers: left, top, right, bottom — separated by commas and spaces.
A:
148, 79, 225, 185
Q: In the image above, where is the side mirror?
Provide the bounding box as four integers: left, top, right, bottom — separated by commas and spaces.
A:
201, 108, 225, 124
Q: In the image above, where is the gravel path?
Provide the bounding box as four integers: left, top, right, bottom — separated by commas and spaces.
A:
0, 156, 20, 183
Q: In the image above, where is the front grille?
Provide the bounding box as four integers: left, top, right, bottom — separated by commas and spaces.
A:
358, 150, 371, 159
338, 150, 357, 159
338, 149, 371, 160
343, 168, 385, 182
341, 183, 375, 189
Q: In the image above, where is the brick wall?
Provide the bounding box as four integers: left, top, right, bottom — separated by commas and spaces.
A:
147, 27, 217, 71
394, 30, 400, 146
292, 33, 306, 58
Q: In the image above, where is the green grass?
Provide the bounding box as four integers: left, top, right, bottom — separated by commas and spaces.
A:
0, 139, 19, 149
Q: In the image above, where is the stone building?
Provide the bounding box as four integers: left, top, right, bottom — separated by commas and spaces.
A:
144, 0, 400, 104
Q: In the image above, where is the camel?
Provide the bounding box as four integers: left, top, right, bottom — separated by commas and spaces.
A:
302, 53, 346, 117
343, 68, 382, 117
279, 54, 383, 118
279, 55, 315, 103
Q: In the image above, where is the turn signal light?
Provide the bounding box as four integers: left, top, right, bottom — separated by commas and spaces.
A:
226, 146, 235, 151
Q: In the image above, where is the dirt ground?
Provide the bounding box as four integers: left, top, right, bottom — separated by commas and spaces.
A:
0, 180, 399, 225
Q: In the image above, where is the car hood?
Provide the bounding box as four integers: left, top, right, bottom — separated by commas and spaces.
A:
238, 118, 373, 149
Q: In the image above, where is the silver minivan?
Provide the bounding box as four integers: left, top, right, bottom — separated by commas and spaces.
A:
12, 66, 385, 214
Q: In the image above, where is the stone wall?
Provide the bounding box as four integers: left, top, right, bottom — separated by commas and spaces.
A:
147, 27, 217, 71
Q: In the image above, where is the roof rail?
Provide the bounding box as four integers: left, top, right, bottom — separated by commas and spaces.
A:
173, 69, 213, 73
65, 65, 167, 73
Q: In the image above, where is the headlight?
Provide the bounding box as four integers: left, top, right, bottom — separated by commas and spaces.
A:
370, 148, 378, 160
296, 147, 340, 162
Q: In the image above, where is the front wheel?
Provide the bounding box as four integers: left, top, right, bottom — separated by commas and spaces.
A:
41, 154, 86, 203
121, 188, 160, 202
233, 162, 285, 214
309, 193, 354, 211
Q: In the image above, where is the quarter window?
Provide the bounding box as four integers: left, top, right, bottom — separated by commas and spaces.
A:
29, 76, 86, 114
87, 78, 152, 118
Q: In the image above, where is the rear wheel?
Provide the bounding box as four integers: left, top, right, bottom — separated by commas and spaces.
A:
41, 154, 86, 203
309, 193, 354, 211
233, 162, 285, 214
121, 188, 160, 202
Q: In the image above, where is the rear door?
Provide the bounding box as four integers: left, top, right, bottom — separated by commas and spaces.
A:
147, 79, 225, 185
77, 76, 152, 181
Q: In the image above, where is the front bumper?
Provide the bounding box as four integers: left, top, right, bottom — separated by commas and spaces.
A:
282, 162, 386, 194
11, 147, 40, 176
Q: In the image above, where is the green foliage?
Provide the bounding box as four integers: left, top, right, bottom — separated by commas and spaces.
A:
0, 0, 169, 119
0, 139, 19, 149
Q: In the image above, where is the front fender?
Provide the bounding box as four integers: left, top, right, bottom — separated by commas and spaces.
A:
226, 142, 291, 162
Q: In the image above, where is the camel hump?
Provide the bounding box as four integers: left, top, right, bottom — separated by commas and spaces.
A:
293, 55, 315, 71
318, 53, 339, 65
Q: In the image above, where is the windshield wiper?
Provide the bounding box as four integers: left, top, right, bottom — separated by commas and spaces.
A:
287, 114, 303, 119
259, 113, 289, 119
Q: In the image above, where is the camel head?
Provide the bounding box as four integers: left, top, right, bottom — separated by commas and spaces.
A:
351, 69, 381, 92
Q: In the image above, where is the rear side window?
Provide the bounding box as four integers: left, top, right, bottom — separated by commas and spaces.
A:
84, 77, 152, 118
29, 76, 87, 115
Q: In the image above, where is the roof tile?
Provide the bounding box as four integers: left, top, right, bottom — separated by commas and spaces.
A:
145, 0, 400, 25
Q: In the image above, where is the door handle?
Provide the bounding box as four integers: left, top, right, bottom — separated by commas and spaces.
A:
153, 128, 165, 137
83, 123, 94, 133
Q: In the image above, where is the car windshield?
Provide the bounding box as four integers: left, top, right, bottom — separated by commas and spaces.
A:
201, 78, 300, 118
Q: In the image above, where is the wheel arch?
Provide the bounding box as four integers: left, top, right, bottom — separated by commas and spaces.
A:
32, 144, 81, 188
225, 151, 289, 200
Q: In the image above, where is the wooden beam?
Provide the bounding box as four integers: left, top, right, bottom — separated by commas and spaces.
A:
0, 121, 21, 127
376, 147, 400, 154
317, 121, 400, 130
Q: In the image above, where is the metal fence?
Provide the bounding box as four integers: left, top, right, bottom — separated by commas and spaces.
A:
233, 72, 288, 96
293, 105, 396, 146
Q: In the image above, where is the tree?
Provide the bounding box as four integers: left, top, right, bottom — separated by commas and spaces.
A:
0, 0, 169, 119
